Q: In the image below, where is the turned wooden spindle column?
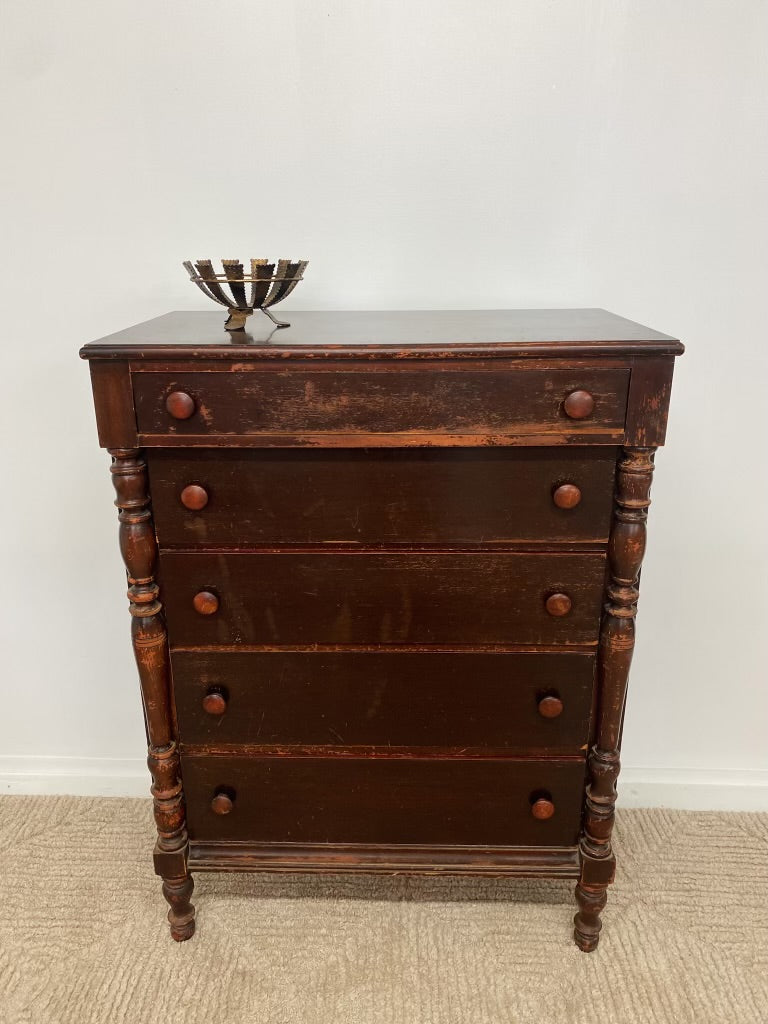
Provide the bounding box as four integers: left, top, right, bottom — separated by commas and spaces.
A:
109, 448, 195, 941
574, 445, 655, 952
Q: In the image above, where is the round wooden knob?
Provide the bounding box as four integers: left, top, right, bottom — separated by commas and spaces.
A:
537, 695, 564, 719
165, 391, 196, 420
202, 690, 227, 716
545, 592, 572, 617
180, 484, 209, 510
193, 590, 219, 616
552, 483, 582, 509
563, 390, 595, 420
531, 797, 555, 820
211, 792, 234, 815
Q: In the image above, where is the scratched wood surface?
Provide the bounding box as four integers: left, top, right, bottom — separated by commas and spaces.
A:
159, 551, 607, 647
148, 448, 617, 547
81, 309, 682, 947
80, 308, 683, 361
181, 754, 587, 846
132, 367, 631, 441
171, 649, 595, 752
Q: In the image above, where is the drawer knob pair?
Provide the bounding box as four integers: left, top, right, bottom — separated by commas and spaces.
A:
194, 590, 571, 618
202, 691, 563, 720
563, 389, 595, 420
210, 788, 554, 819
181, 481, 582, 512
202, 691, 563, 721
167, 388, 594, 422
165, 390, 196, 420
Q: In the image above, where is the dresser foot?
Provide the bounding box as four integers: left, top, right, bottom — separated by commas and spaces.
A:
573, 881, 607, 951
162, 874, 196, 941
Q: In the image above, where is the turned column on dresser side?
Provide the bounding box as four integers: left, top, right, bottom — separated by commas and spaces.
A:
109, 447, 195, 941
574, 445, 655, 952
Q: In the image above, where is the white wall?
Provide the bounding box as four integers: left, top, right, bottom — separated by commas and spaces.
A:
1, 1, 766, 808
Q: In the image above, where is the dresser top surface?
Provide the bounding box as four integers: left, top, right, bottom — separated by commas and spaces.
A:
81, 309, 683, 361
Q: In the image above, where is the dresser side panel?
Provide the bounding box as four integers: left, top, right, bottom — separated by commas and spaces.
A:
625, 355, 677, 447
89, 361, 137, 448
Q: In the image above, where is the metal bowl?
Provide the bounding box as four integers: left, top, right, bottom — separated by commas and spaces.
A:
183, 258, 308, 330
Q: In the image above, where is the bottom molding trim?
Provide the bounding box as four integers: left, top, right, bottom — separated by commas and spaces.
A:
188, 841, 580, 876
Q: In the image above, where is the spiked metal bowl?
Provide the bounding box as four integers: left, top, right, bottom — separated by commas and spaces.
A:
183, 258, 308, 330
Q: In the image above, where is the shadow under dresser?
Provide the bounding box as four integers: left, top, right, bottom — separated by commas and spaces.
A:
80, 308, 683, 950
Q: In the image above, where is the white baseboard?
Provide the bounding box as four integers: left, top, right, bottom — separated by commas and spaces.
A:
618, 766, 768, 812
0, 757, 149, 797
1, 756, 767, 811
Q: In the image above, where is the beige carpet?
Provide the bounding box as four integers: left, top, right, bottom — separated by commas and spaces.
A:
0, 797, 766, 1024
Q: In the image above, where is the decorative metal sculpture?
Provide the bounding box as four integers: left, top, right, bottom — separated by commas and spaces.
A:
183, 258, 308, 330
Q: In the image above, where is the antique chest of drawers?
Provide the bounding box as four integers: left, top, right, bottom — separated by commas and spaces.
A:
81, 309, 683, 950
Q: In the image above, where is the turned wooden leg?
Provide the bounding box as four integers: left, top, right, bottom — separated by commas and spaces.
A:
575, 447, 655, 951
110, 448, 195, 941
162, 874, 196, 941
574, 882, 608, 952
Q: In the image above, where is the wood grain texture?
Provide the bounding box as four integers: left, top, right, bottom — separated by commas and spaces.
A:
188, 840, 581, 876
108, 448, 194, 940
137, 428, 629, 449
626, 355, 677, 446
89, 362, 136, 448
170, 650, 595, 752
159, 551, 607, 647
574, 446, 656, 951
147, 448, 617, 547
82, 308, 682, 950
181, 755, 587, 846
552, 483, 582, 510
165, 390, 196, 420
562, 390, 596, 420
132, 367, 630, 441
79, 308, 684, 362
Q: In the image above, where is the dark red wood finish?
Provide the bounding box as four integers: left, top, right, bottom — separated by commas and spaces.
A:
574, 446, 656, 951
80, 308, 683, 361
179, 483, 209, 510
108, 449, 194, 940
170, 650, 595, 752
133, 366, 630, 441
147, 448, 617, 547
552, 483, 582, 510
159, 551, 606, 646
181, 755, 587, 846
81, 309, 682, 949
563, 389, 596, 420
165, 390, 196, 420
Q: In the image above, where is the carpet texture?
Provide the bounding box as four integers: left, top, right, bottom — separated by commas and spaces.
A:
0, 796, 765, 1024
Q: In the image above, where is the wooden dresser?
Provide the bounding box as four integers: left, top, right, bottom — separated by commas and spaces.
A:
81, 309, 682, 950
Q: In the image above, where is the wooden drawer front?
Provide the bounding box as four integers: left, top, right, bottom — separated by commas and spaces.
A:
161, 552, 605, 646
148, 448, 617, 547
182, 755, 586, 846
172, 651, 594, 752
133, 367, 630, 442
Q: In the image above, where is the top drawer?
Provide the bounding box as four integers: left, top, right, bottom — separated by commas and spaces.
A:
132, 367, 630, 445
